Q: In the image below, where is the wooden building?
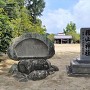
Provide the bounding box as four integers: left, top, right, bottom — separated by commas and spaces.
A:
54, 33, 72, 44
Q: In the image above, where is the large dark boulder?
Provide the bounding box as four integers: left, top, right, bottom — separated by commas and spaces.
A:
18, 59, 51, 74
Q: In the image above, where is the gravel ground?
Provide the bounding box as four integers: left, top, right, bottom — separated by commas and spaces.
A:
1, 44, 90, 90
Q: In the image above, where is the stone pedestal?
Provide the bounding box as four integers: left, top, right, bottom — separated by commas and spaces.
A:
68, 28, 90, 75
67, 59, 90, 75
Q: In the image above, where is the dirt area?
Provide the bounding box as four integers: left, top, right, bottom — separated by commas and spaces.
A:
1, 44, 90, 90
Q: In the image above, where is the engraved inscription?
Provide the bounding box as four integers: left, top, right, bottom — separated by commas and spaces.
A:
82, 29, 90, 56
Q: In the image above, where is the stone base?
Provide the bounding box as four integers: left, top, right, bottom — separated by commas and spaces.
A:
67, 58, 90, 76
9, 59, 59, 82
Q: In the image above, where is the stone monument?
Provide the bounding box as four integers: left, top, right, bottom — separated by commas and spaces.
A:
68, 28, 90, 75
7, 33, 59, 82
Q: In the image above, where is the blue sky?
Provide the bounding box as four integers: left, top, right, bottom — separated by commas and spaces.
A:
41, 0, 90, 34
44, 0, 79, 10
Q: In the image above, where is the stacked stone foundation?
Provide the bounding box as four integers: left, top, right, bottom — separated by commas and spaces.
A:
9, 59, 59, 82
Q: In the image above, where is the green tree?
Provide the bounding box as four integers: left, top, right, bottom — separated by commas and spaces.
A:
4, 2, 20, 20
0, 0, 46, 53
31, 19, 46, 34
63, 21, 76, 34
26, 0, 45, 23
47, 33, 54, 42
0, 9, 13, 53
0, 0, 6, 8
72, 33, 80, 43
4, 0, 46, 36
63, 21, 80, 43
11, 7, 46, 37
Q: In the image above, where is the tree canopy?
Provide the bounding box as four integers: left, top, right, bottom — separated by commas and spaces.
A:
26, 0, 45, 23
63, 21, 80, 43
63, 21, 76, 34
0, 0, 46, 53
0, 8, 13, 53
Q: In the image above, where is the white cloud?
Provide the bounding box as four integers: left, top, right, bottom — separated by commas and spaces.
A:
74, 0, 90, 29
41, 0, 90, 33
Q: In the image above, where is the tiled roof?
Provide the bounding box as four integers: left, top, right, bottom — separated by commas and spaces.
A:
54, 35, 72, 39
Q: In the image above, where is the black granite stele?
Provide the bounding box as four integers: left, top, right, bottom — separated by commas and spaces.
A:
7, 33, 59, 82
67, 28, 90, 76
